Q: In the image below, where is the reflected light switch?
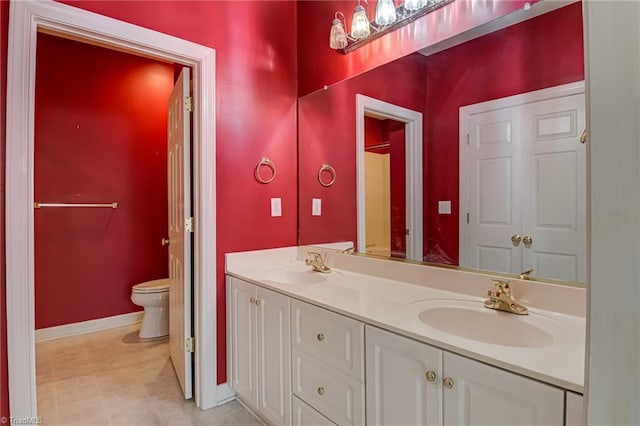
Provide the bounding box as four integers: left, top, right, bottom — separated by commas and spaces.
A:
438, 200, 451, 214
271, 198, 282, 217
312, 198, 322, 216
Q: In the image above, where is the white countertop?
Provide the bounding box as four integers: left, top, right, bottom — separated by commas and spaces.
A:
226, 246, 586, 393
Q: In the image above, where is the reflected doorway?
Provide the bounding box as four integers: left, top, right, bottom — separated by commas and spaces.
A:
364, 117, 406, 258
356, 94, 423, 262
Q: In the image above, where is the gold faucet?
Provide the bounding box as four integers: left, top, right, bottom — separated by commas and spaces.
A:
305, 252, 331, 273
519, 268, 534, 280
484, 279, 528, 315
338, 246, 354, 254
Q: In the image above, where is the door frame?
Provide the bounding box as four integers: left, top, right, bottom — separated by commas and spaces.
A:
458, 80, 585, 268
356, 94, 423, 261
6, 0, 220, 416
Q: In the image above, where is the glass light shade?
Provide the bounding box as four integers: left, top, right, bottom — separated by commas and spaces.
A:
329, 18, 348, 49
375, 0, 397, 26
404, 0, 426, 11
350, 5, 371, 40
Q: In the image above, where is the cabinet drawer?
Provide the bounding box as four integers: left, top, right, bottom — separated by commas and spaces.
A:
291, 300, 364, 380
292, 348, 365, 426
292, 395, 337, 426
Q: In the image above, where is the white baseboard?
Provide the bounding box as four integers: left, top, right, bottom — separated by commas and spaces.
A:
216, 382, 236, 406
35, 311, 143, 342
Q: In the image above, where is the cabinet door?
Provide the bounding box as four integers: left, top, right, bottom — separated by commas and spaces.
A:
292, 396, 337, 426
257, 287, 291, 425
228, 276, 258, 406
443, 352, 564, 425
565, 392, 585, 426
366, 326, 443, 426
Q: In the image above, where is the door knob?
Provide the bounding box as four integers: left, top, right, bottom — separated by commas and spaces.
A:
523, 235, 533, 245
511, 234, 521, 244
443, 377, 455, 389
425, 371, 437, 383
161, 238, 170, 246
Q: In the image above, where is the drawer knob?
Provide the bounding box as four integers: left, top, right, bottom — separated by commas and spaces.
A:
317, 386, 325, 396
443, 377, 455, 389
254, 299, 261, 306
425, 370, 437, 383
316, 333, 325, 341
249, 297, 255, 304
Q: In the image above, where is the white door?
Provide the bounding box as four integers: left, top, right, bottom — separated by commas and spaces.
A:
228, 276, 258, 406
463, 91, 586, 282
520, 94, 586, 282
465, 108, 523, 274
443, 352, 564, 425
256, 287, 291, 425
366, 326, 442, 426
168, 66, 193, 399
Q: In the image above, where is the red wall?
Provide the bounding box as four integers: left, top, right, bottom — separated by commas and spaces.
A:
1, 0, 9, 419
297, 0, 534, 96
298, 53, 427, 247
34, 33, 173, 328
423, 1, 584, 264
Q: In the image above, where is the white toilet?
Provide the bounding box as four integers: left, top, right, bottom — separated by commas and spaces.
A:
131, 278, 170, 338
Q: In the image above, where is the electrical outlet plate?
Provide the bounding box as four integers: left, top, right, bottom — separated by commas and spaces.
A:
312, 198, 322, 216
271, 198, 282, 217
438, 200, 452, 214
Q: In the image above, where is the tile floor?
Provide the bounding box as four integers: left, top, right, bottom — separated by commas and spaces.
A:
36, 324, 262, 426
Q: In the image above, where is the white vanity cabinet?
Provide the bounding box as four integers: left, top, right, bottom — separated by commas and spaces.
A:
291, 300, 365, 426
366, 326, 565, 426
565, 392, 585, 426
443, 352, 564, 425
227, 276, 291, 425
366, 325, 443, 426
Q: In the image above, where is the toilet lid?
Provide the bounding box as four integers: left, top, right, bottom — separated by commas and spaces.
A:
132, 278, 170, 294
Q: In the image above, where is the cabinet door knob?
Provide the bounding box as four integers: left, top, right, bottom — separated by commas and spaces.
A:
443, 377, 455, 389
317, 386, 325, 396
317, 333, 325, 341
249, 297, 255, 304
425, 371, 437, 383
511, 234, 521, 244
523, 235, 533, 245
254, 299, 261, 306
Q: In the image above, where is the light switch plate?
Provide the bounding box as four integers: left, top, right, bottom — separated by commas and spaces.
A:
271, 198, 282, 217
312, 198, 322, 216
438, 200, 452, 214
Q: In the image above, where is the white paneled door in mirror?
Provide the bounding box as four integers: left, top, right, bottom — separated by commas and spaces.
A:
461, 86, 586, 282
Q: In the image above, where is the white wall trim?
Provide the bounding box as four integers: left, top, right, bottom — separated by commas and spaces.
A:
6, 0, 218, 416
355, 94, 423, 261
216, 383, 236, 405
35, 312, 143, 342
458, 80, 585, 267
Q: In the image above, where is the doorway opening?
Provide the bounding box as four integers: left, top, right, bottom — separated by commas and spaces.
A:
356, 94, 423, 262
6, 1, 219, 417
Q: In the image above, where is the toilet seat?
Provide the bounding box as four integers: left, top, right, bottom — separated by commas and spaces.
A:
132, 278, 170, 294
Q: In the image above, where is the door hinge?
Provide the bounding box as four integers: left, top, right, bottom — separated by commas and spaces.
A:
466, 133, 470, 145
185, 217, 194, 233
405, 229, 410, 236
185, 337, 194, 353
466, 212, 470, 223
184, 96, 193, 112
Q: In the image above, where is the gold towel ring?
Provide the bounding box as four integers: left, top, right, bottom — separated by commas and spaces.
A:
255, 157, 276, 184
318, 164, 336, 187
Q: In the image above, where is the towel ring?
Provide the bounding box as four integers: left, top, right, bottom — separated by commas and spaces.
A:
255, 157, 276, 184
318, 164, 336, 187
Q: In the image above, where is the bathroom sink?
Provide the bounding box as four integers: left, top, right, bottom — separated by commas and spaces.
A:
414, 299, 555, 348
262, 263, 330, 284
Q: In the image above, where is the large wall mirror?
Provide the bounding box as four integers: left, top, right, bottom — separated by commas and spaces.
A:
298, 1, 585, 285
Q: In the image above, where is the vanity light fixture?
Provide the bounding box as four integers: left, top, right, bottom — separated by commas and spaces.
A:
375, 0, 397, 25
330, 0, 454, 53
